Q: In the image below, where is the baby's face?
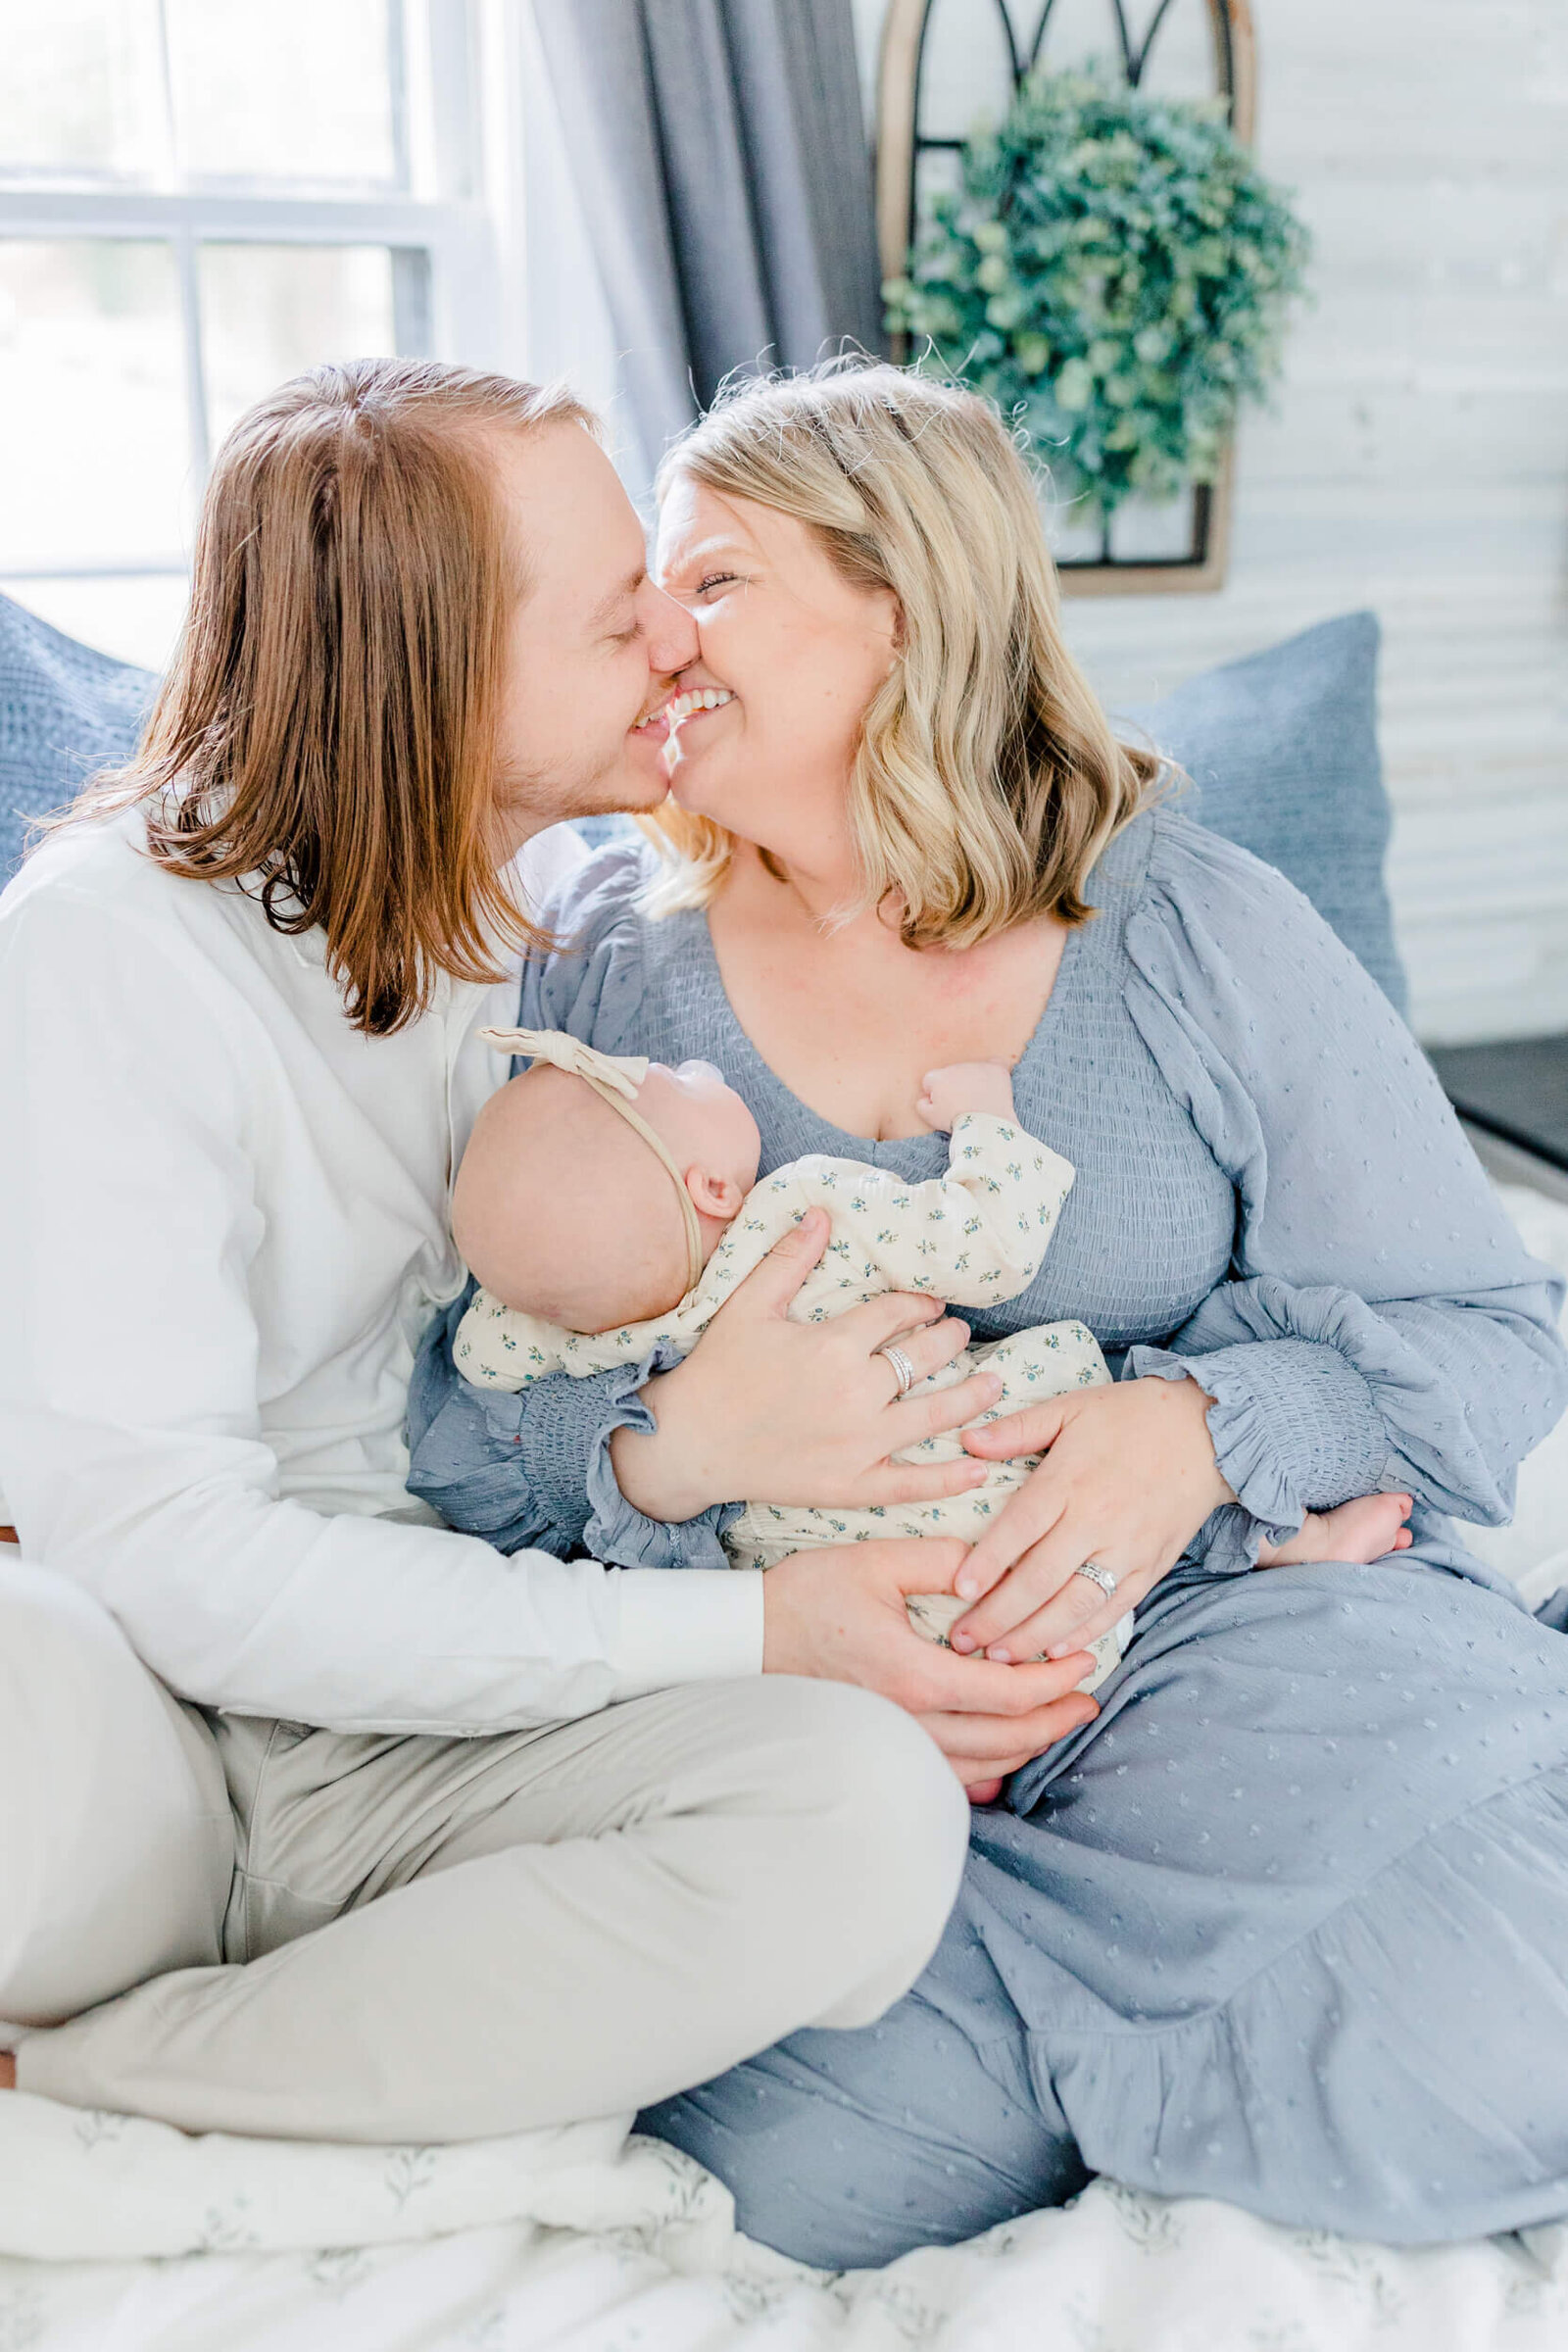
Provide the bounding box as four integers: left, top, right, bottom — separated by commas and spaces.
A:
634, 1059, 761, 1200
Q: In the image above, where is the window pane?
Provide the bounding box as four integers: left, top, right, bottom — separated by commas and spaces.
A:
200, 243, 397, 449
0, 240, 190, 568
0, 0, 166, 180
6, 573, 186, 672
167, 0, 399, 187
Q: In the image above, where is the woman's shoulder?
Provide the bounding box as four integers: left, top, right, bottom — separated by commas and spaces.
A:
521, 829, 704, 1050
533, 830, 661, 937
1091, 800, 1362, 986
1092, 800, 1320, 931
1099, 802, 1411, 1090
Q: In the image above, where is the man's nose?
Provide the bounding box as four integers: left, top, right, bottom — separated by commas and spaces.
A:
642, 578, 699, 676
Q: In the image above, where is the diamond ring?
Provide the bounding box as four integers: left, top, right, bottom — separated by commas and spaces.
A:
877, 1343, 918, 1398
1071, 1560, 1119, 1599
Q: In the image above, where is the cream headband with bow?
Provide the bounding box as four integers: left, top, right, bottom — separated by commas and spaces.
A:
478, 1026, 705, 1292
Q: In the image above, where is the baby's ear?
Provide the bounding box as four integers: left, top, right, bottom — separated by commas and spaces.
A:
686, 1168, 745, 1221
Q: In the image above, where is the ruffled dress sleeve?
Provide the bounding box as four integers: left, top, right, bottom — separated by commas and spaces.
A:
406, 841, 736, 1570
1121, 811, 1568, 1546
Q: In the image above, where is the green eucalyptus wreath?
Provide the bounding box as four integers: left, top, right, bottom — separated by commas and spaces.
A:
885, 70, 1310, 518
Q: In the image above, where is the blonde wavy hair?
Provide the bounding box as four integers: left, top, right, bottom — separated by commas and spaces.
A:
643, 362, 1161, 946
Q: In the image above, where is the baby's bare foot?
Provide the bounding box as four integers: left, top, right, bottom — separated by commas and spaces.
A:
1263, 1492, 1413, 1569
965, 1777, 1004, 1806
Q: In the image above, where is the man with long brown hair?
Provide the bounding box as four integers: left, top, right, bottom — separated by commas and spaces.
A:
0, 362, 1091, 2135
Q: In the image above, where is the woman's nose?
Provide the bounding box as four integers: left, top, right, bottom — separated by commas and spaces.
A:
642, 578, 700, 676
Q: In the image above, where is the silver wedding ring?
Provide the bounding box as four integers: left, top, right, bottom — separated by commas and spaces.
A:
1072, 1559, 1119, 1599
878, 1342, 918, 1398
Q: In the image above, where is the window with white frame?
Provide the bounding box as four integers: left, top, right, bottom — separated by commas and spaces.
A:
0, 0, 506, 668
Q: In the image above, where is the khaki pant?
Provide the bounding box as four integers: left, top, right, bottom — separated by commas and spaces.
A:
17, 1668, 969, 2142
0, 1557, 230, 2028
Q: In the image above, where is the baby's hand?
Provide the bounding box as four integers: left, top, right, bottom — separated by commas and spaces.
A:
916, 1060, 1016, 1133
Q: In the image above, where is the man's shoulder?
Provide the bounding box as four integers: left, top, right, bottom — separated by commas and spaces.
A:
1, 806, 204, 936
0, 807, 277, 1017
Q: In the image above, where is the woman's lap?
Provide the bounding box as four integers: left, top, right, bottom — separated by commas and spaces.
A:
641, 1556, 1568, 2268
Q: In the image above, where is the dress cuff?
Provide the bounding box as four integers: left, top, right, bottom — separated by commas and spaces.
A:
406, 1294, 555, 1555
1183, 1502, 1269, 1576
610, 1568, 764, 1695
1127, 1337, 1394, 1538
581, 1344, 742, 1572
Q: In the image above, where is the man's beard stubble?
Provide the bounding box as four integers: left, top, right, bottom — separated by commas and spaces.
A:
491, 743, 668, 850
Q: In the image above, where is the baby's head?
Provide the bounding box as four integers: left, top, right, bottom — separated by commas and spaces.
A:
454, 1050, 761, 1333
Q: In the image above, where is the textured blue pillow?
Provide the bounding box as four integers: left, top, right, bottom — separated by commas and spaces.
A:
0, 591, 157, 887
1118, 610, 1406, 1012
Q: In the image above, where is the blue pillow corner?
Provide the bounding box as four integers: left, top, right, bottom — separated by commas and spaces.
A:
1116, 610, 1405, 1015
0, 589, 160, 889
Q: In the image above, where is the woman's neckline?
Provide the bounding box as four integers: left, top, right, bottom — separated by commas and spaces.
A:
689, 899, 1087, 1155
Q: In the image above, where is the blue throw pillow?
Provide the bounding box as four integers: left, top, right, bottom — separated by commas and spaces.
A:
1118, 610, 1406, 1011
0, 590, 157, 887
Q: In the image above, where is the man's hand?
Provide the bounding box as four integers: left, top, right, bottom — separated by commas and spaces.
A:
761, 1537, 1099, 1782
915, 1061, 1016, 1135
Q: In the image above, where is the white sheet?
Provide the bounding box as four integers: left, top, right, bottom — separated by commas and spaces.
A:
3, 2095, 1567, 2352
4, 1177, 1566, 2352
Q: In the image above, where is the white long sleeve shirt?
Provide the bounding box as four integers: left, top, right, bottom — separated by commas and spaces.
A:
0, 810, 762, 1734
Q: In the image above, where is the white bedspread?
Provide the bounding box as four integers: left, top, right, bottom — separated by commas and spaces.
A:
4, 2093, 1567, 2352
4, 1179, 1566, 2352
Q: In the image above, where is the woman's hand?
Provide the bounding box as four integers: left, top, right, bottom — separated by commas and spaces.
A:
761, 1537, 1100, 1781
946, 1375, 1235, 1661
610, 1209, 1005, 1524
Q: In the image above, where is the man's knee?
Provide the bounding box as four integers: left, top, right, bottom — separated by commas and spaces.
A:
0, 1558, 230, 2023
757, 1679, 969, 2024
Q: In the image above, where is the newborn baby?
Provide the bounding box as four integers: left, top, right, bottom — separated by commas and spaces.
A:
450, 1030, 1412, 1690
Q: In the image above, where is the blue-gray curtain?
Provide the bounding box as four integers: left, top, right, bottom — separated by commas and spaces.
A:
531, 0, 884, 485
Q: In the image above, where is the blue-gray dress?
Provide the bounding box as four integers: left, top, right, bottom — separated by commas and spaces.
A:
407, 808, 1568, 2269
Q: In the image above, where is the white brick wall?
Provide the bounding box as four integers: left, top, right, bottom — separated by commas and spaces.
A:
854, 0, 1568, 1043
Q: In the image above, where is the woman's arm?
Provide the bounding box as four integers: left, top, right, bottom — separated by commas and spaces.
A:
408, 1216, 1013, 1562
406, 1299, 737, 1567
1119, 821, 1567, 1532
607, 1215, 1005, 1523
935, 818, 1568, 1661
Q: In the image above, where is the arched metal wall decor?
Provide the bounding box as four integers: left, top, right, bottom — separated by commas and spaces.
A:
877, 0, 1257, 593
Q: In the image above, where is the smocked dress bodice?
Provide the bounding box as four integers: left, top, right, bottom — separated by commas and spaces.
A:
582, 817, 1235, 1361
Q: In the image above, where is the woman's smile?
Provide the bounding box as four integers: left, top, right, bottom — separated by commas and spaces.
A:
632, 684, 736, 746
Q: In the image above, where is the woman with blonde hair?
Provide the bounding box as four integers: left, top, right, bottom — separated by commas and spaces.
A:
413, 361, 1568, 2267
